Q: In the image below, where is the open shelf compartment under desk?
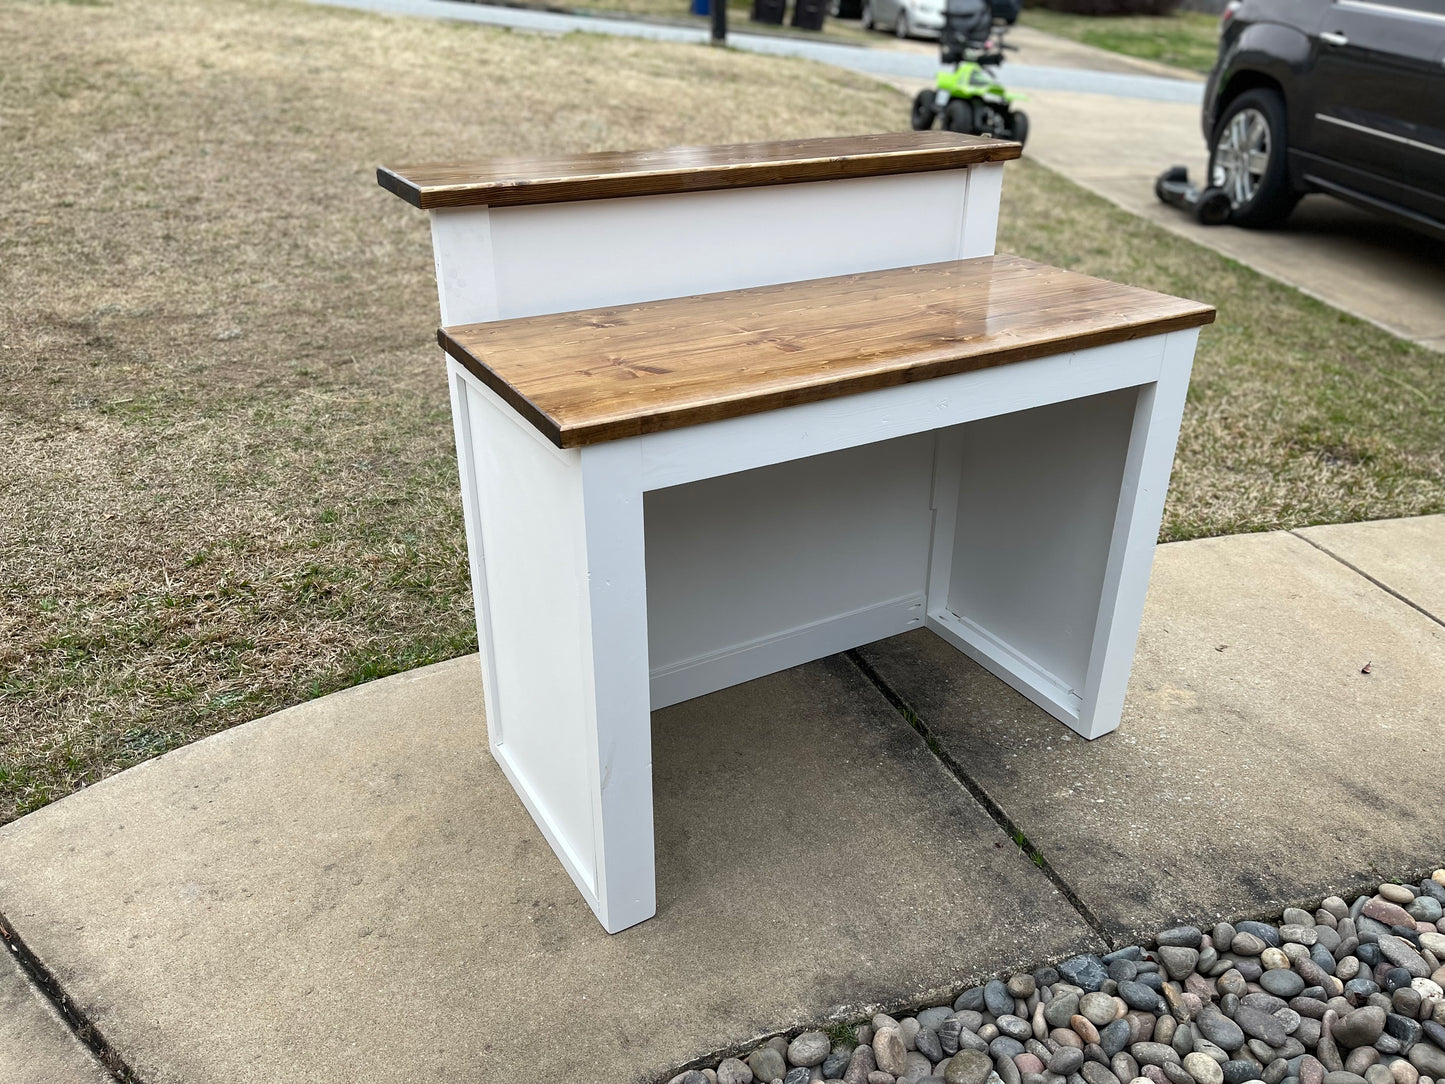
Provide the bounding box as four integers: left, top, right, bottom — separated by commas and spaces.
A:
641, 379, 1153, 734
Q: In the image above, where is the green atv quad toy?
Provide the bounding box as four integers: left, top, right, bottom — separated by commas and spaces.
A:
910, 0, 1028, 146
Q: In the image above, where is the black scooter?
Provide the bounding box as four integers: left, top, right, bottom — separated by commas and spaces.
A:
1154, 166, 1232, 226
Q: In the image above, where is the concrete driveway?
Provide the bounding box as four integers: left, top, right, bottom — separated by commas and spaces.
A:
1022, 91, 1445, 352
883, 29, 1445, 352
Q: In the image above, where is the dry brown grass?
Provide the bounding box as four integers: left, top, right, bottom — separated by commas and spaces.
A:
0, 0, 907, 821
3, 0, 1442, 827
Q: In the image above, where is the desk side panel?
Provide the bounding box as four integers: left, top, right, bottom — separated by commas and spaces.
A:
476, 169, 986, 320
939, 384, 1143, 717
1079, 328, 1200, 737
446, 361, 503, 750
463, 380, 600, 900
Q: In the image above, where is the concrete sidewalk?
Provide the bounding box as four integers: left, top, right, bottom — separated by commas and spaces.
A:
3, 515, 1442, 1084
0, 948, 109, 1084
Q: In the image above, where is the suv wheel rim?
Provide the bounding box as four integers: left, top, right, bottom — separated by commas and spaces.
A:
1213, 107, 1271, 207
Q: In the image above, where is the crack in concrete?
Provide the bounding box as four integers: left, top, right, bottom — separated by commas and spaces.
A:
0, 913, 146, 1084
844, 648, 1118, 953
1289, 530, 1445, 630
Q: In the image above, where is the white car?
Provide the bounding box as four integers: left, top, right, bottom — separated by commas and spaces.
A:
860, 0, 944, 39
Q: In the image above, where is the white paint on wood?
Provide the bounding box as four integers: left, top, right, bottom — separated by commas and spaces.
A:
926, 608, 1083, 726
464, 382, 600, 903
446, 363, 502, 751
450, 371, 660, 930
479, 171, 974, 318
957, 161, 1004, 258
651, 593, 925, 710
643, 436, 935, 706
1077, 328, 1200, 738
430, 208, 498, 325
634, 335, 1165, 492
924, 426, 966, 620
577, 440, 657, 931
943, 386, 1140, 709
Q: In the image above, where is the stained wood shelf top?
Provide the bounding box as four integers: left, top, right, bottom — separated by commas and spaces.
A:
439, 254, 1215, 448
378, 132, 1022, 210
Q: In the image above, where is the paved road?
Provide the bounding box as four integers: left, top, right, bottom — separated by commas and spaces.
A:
311, 0, 1202, 102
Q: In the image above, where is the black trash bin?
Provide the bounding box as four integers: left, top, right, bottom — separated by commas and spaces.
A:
791, 0, 825, 29
832, 0, 862, 16
751, 0, 785, 22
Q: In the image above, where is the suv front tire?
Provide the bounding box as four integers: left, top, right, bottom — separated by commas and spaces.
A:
1208, 87, 1300, 228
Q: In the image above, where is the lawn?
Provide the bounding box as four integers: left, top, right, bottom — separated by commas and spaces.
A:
1021, 7, 1222, 73
2, 0, 1442, 825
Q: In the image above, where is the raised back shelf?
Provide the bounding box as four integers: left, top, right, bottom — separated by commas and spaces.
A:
378, 131, 1022, 209
438, 254, 1215, 447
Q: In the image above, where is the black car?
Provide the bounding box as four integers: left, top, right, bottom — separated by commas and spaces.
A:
1202, 0, 1445, 239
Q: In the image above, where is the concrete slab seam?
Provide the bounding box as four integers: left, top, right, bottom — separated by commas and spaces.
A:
1, 913, 142, 1084
1289, 529, 1445, 629
843, 648, 1118, 950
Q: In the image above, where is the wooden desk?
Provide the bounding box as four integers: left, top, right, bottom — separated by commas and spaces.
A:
379, 134, 1212, 933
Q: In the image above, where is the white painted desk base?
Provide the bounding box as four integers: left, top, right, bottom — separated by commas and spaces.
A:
446, 329, 1197, 933
425, 160, 1196, 932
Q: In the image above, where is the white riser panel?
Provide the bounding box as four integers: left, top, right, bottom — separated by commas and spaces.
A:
464, 383, 600, 898
634, 334, 1166, 492
643, 434, 936, 705
466, 167, 996, 320
651, 593, 924, 711
944, 387, 1140, 705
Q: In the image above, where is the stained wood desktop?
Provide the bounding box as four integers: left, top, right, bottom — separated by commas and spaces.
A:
379, 131, 1022, 210
438, 255, 1215, 448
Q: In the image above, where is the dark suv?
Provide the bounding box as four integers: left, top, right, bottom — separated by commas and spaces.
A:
1202, 0, 1445, 239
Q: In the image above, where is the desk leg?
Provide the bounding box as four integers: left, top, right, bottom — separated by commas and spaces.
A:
578, 440, 657, 933
1077, 328, 1199, 738
925, 330, 1198, 740
455, 373, 655, 933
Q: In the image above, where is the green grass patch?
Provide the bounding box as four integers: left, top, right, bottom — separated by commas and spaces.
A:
0, 0, 916, 825
1022, 7, 1221, 73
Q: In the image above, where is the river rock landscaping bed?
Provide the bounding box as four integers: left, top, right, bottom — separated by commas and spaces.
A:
667, 872, 1445, 1084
